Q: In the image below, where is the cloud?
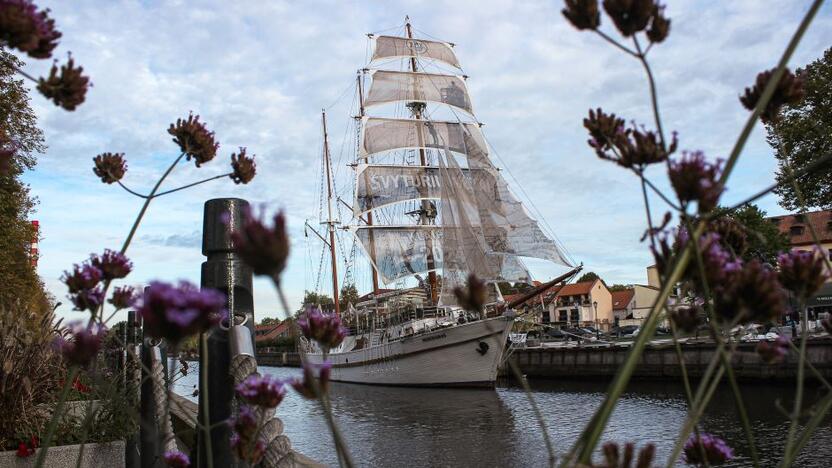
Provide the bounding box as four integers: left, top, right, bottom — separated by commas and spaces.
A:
20, 0, 832, 322
141, 230, 202, 248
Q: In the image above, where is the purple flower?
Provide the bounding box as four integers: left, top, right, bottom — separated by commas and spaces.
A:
778, 249, 829, 302
162, 450, 190, 468
135, 281, 226, 344
236, 374, 286, 408
36, 56, 90, 111
230, 432, 266, 465
453, 274, 489, 313
670, 306, 702, 334
53, 320, 107, 367
93, 153, 127, 184
90, 249, 132, 280
757, 335, 790, 364
740, 68, 805, 124
0, 0, 61, 58
109, 286, 136, 310
230, 405, 259, 438
668, 151, 724, 213
168, 113, 219, 167
61, 263, 102, 293
603, 0, 655, 37
231, 207, 290, 282
298, 307, 347, 350
584, 108, 677, 169
291, 361, 332, 399
683, 433, 734, 465
715, 259, 785, 324
70, 286, 105, 312
562, 0, 600, 30
230, 147, 256, 184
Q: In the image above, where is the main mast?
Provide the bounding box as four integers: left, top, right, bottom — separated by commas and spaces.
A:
357, 71, 381, 297
322, 110, 340, 316
405, 17, 440, 306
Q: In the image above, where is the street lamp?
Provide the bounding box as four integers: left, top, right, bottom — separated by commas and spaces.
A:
593, 300, 599, 339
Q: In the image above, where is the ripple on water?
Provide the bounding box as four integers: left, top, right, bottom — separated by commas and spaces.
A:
170, 362, 832, 467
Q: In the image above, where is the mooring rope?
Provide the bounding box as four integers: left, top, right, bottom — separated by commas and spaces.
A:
149, 345, 178, 454
229, 325, 295, 467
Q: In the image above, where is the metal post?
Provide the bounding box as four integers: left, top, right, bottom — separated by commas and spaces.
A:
196, 198, 255, 468
139, 315, 162, 468
125, 311, 139, 468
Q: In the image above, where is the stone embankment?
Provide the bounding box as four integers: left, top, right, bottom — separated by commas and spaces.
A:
256, 338, 832, 381
504, 337, 832, 380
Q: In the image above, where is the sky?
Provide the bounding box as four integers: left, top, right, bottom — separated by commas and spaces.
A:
18, 0, 832, 324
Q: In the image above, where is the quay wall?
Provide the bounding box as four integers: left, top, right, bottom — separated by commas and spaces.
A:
504, 339, 832, 380
257, 351, 302, 367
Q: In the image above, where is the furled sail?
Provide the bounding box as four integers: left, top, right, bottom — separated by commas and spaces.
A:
359, 117, 485, 159
364, 70, 473, 115
371, 35, 461, 69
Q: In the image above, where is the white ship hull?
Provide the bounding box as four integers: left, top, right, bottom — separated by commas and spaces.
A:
304, 316, 513, 387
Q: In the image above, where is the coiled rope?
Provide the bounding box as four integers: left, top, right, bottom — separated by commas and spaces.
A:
229, 324, 295, 468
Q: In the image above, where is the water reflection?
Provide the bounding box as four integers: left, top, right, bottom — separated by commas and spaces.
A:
172, 363, 832, 467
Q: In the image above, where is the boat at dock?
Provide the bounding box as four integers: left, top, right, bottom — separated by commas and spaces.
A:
301, 17, 575, 387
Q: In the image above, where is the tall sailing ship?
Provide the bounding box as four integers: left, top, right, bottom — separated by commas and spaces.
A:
302, 18, 576, 387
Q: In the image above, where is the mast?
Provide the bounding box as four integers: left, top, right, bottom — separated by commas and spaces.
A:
357, 71, 380, 297
322, 110, 341, 316
405, 16, 440, 305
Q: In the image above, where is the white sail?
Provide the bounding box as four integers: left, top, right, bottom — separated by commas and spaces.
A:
364, 70, 474, 115
352, 225, 442, 284
359, 117, 485, 159
371, 35, 461, 69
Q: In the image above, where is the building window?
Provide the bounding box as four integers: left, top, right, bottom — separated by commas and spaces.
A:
559, 310, 568, 322
570, 308, 580, 322
790, 225, 805, 236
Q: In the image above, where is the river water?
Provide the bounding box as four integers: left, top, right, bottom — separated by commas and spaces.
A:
171, 363, 832, 467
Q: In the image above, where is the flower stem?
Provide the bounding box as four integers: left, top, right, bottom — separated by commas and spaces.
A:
633, 37, 665, 145
508, 358, 556, 467
718, 0, 825, 185
200, 333, 215, 468
639, 173, 657, 252
685, 219, 760, 466
34, 366, 79, 468
119, 152, 185, 255
153, 173, 232, 198
564, 2, 822, 461
117, 180, 150, 199
782, 302, 809, 465
594, 30, 639, 58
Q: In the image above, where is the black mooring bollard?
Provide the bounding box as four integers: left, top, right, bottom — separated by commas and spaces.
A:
196, 198, 255, 468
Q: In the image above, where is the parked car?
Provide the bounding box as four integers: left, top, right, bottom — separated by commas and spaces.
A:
611, 325, 639, 338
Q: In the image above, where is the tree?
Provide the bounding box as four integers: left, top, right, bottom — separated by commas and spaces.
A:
608, 284, 630, 292
339, 283, 359, 312
259, 317, 280, 326
767, 47, 832, 210
714, 204, 789, 265
577, 272, 599, 283
0, 49, 49, 314
297, 290, 334, 314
